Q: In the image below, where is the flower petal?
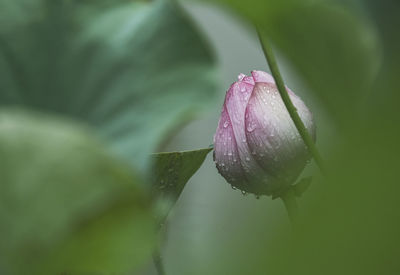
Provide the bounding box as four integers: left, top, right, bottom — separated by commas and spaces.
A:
213, 106, 248, 189
223, 82, 268, 189
241, 75, 255, 85
237, 73, 246, 81
251, 70, 275, 84
245, 82, 315, 183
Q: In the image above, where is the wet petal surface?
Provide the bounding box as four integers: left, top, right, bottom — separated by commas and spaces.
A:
245, 82, 315, 183
213, 105, 247, 188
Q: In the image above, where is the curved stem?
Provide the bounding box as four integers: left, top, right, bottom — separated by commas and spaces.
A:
280, 188, 298, 226
256, 28, 326, 176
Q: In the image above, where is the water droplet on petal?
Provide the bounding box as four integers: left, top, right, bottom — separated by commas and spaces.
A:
238, 73, 246, 81
228, 152, 233, 156
223, 121, 229, 128
245, 157, 250, 161
247, 122, 257, 132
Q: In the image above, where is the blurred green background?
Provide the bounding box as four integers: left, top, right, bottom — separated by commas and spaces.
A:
0, 0, 399, 274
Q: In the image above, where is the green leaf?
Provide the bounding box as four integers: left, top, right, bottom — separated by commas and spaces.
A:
151, 147, 212, 220
0, 109, 156, 275
0, 0, 217, 170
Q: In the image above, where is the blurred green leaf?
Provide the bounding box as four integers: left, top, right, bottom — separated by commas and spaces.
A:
249, 124, 400, 275
0, 0, 217, 170
0, 109, 156, 274
203, 0, 380, 125
151, 148, 212, 220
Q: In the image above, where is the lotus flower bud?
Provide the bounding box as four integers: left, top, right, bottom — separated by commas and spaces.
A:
213, 70, 316, 196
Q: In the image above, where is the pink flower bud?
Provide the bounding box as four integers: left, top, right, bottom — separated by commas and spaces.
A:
213, 70, 316, 196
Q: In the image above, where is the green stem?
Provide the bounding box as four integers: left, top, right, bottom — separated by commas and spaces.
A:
280, 188, 298, 226
153, 250, 166, 275
257, 28, 326, 176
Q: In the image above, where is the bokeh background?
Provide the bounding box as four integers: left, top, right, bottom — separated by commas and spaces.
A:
0, 0, 399, 274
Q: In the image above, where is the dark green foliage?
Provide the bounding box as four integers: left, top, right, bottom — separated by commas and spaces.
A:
0, 0, 217, 169
152, 148, 212, 221
0, 109, 155, 274
0, 0, 217, 273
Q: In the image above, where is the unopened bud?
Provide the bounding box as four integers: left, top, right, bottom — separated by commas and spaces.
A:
213, 71, 315, 196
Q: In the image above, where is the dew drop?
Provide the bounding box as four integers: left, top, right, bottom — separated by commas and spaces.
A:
247, 122, 257, 132
262, 96, 267, 103
240, 86, 246, 92
245, 157, 250, 161
160, 180, 166, 189
242, 138, 246, 143
231, 185, 237, 190
238, 73, 246, 81
223, 121, 229, 128
228, 152, 233, 156
241, 190, 247, 195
